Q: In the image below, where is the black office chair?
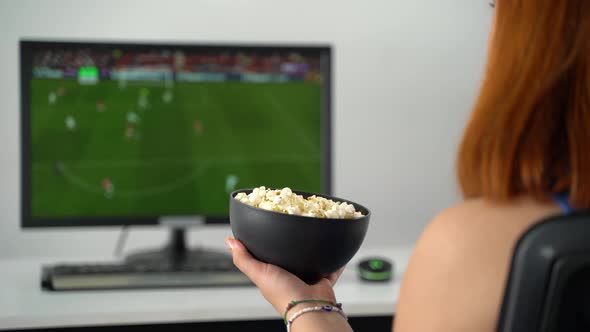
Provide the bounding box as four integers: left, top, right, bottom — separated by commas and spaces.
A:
497, 212, 590, 332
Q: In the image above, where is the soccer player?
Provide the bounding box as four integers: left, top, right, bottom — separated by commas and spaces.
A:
126, 110, 140, 124
48, 91, 57, 105
193, 119, 204, 135
225, 174, 239, 193
137, 88, 150, 110
101, 177, 114, 199
125, 123, 136, 139
162, 90, 173, 104
96, 100, 106, 112
57, 86, 67, 97
65, 115, 77, 131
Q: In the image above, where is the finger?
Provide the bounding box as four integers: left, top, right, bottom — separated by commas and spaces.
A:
325, 273, 338, 286
226, 238, 266, 285
325, 266, 346, 286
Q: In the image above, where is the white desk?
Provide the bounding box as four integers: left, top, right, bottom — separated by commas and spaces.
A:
0, 247, 411, 330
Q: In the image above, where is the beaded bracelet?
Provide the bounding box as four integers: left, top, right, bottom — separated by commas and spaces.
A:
286, 305, 348, 332
283, 299, 342, 324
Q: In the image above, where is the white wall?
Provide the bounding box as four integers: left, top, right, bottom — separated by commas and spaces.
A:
0, 0, 491, 259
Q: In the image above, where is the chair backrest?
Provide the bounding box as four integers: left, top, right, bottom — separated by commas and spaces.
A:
497, 212, 590, 332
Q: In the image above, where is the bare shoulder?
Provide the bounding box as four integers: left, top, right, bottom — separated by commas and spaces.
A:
393, 198, 561, 332
422, 198, 561, 254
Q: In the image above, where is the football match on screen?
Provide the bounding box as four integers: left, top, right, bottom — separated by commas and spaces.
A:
29, 47, 324, 218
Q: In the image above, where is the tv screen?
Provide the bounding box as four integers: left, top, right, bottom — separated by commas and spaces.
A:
23, 41, 330, 222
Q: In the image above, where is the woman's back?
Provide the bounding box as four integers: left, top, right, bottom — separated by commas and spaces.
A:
393, 197, 563, 332
394, 2, 590, 328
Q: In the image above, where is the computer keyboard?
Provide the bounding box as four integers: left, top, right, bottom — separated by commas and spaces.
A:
41, 260, 252, 291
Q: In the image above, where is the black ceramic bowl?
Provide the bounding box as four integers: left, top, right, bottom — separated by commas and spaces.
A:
230, 189, 370, 284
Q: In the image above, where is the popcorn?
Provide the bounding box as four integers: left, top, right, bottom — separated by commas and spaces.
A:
234, 186, 364, 219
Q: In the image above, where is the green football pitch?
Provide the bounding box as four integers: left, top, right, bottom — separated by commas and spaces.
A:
30, 79, 322, 218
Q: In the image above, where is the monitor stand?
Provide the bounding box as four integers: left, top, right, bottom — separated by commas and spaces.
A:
124, 228, 234, 271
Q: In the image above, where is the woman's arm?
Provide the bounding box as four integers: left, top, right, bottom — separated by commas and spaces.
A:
287, 308, 353, 332
226, 238, 353, 332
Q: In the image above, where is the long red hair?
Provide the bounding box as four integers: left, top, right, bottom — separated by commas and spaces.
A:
457, 1, 590, 208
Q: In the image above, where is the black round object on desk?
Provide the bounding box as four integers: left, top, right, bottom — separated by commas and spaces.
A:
230, 189, 370, 284
358, 257, 393, 282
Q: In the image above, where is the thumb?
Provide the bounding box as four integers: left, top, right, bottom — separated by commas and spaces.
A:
226, 238, 266, 285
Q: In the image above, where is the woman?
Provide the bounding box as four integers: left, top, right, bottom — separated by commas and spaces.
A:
226, 0, 590, 331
